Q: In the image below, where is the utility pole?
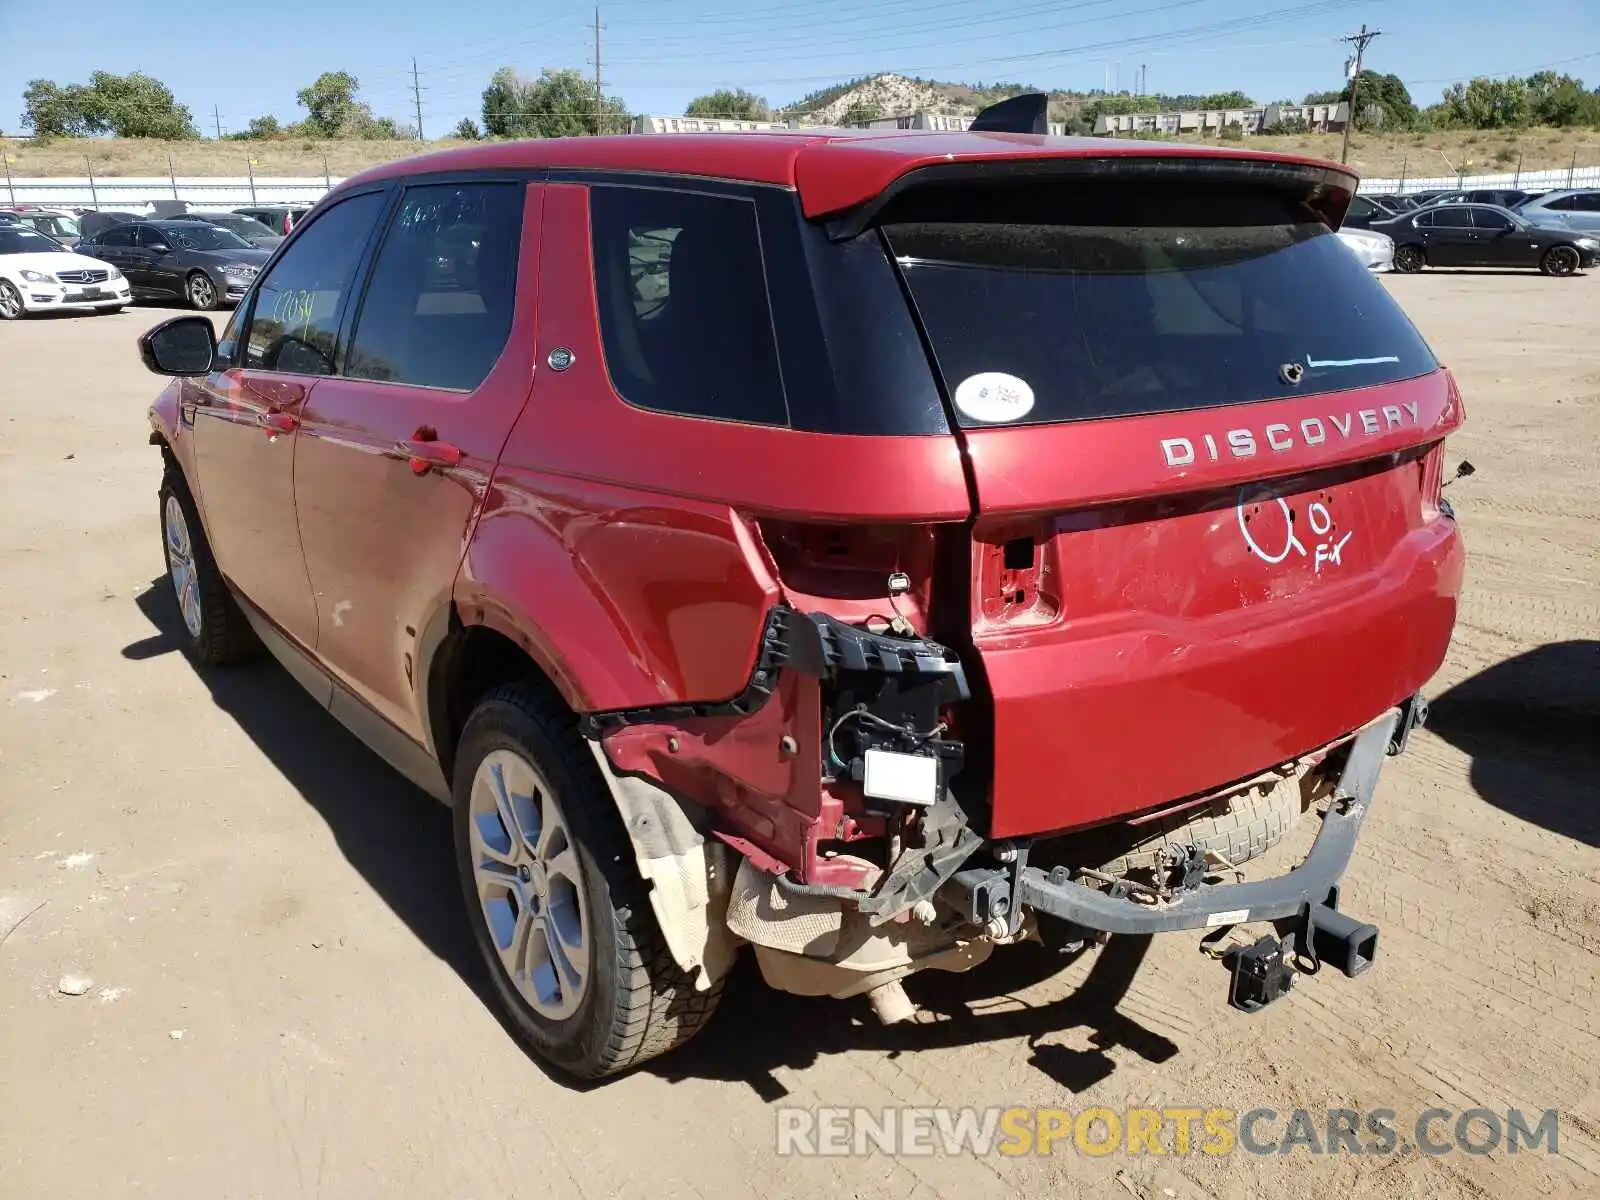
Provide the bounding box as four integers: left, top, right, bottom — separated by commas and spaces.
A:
593, 6, 604, 135
213, 105, 223, 140
411, 58, 425, 140
1338, 23, 1382, 164
1140, 64, 1147, 98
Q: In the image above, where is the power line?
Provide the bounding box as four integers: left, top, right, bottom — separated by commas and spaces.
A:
1338, 22, 1381, 164
1403, 49, 1600, 86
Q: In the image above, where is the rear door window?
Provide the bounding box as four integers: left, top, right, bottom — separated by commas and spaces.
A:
589, 185, 787, 426
1431, 208, 1472, 228
884, 189, 1436, 427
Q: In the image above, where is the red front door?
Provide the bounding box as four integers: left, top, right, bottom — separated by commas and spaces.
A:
292, 180, 540, 741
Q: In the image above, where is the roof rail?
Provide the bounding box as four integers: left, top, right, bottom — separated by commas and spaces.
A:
969, 93, 1050, 136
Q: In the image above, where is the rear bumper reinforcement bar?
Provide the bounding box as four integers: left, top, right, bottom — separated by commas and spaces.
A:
947, 710, 1398, 937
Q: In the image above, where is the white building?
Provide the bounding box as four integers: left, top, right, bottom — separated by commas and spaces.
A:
1094, 100, 1348, 137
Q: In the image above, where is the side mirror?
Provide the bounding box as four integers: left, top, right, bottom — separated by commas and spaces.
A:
148, 242, 171, 254
139, 315, 217, 376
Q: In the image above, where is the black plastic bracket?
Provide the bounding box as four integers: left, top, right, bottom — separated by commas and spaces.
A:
582, 605, 969, 735
1389, 692, 1429, 756
1225, 934, 1296, 1013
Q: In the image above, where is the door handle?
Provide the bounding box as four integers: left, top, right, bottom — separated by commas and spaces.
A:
263, 411, 299, 435
398, 432, 463, 475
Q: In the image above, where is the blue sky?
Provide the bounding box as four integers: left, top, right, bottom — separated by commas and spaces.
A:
1, 0, 1596, 135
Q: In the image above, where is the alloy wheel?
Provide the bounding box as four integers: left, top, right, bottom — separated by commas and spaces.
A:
1394, 246, 1424, 273
468, 748, 591, 1021
188, 274, 215, 309
1545, 246, 1579, 277
163, 494, 203, 639
0, 282, 22, 319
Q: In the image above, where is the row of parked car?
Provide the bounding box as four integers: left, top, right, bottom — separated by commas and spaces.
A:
1341, 187, 1600, 276
0, 202, 310, 318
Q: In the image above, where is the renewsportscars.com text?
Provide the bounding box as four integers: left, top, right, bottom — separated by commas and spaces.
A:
775, 1106, 1560, 1158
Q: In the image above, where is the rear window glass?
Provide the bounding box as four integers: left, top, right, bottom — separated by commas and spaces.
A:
883, 190, 1437, 428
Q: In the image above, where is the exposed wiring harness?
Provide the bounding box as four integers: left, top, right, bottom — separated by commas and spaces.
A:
827, 705, 948, 772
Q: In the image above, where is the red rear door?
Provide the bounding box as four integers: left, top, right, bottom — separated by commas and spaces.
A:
883, 176, 1466, 837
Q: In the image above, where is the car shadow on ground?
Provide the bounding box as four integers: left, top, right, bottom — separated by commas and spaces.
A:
1426, 640, 1599, 848
126, 579, 1179, 1098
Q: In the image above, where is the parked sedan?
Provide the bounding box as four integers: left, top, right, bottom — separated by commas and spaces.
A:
1514, 189, 1600, 232
232, 206, 308, 236
1335, 226, 1394, 272
76, 219, 271, 308
1429, 188, 1532, 209
0, 225, 131, 319
164, 211, 284, 249
1371, 203, 1600, 276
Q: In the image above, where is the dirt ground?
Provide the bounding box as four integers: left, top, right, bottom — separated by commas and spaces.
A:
1, 272, 1596, 1199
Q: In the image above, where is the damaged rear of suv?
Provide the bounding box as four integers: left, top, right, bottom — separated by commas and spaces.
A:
140, 101, 1464, 1079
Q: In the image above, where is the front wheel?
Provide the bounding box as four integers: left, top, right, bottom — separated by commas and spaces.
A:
453, 683, 723, 1079
1392, 244, 1426, 273
1540, 245, 1581, 277
185, 271, 220, 310
0, 280, 26, 320
159, 469, 257, 664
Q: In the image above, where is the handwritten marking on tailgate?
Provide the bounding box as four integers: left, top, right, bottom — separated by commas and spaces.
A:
1238, 488, 1353, 574
1161, 401, 1421, 467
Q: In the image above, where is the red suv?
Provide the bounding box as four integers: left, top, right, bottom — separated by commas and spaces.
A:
139, 101, 1465, 1078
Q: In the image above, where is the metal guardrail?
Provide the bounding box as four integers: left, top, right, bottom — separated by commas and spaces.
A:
4, 163, 1598, 210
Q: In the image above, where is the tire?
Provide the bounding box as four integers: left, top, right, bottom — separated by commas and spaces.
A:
0, 280, 26, 320
1392, 244, 1426, 273
453, 682, 723, 1079
158, 467, 257, 664
1540, 245, 1581, 278
1078, 773, 1308, 879
185, 271, 220, 311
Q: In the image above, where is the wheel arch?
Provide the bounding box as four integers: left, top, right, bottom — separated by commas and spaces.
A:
425, 607, 739, 989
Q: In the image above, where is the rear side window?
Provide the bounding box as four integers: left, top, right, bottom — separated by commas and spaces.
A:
1432, 208, 1472, 228
345, 182, 522, 391
1543, 195, 1577, 211
885, 188, 1436, 427
245, 192, 384, 375
590, 185, 787, 426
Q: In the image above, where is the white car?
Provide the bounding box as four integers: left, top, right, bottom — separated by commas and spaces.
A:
1335, 226, 1394, 273
0, 224, 132, 319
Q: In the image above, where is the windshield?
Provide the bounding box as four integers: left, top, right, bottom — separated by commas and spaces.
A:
26, 215, 79, 237
201, 214, 271, 236
884, 188, 1437, 427
0, 227, 67, 254
156, 222, 254, 251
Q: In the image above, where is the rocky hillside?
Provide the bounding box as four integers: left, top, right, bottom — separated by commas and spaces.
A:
789, 73, 1033, 124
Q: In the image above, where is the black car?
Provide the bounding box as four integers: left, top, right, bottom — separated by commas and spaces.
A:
232, 205, 309, 236
1342, 194, 1403, 229
75, 219, 271, 308
1371, 203, 1600, 276
78, 210, 144, 239
1427, 188, 1532, 209
162, 211, 284, 249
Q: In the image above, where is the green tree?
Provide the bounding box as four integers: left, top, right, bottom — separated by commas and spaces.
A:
1432, 77, 1532, 129
1524, 71, 1600, 126
480, 67, 629, 137
1197, 90, 1253, 108
685, 88, 771, 120
295, 71, 365, 137
453, 117, 482, 139
1303, 89, 1343, 105
246, 115, 282, 139
839, 102, 881, 125
1349, 71, 1416, 130
85, 71, 197, 137
21, 73, 195, 138
21, 79, 94, 136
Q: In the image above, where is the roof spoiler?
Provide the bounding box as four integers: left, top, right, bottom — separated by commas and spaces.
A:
969, 93, 1050, 136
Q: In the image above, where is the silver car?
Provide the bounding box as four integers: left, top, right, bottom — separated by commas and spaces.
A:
1336, 226, 1394, 272
1515, 189, 1600, 233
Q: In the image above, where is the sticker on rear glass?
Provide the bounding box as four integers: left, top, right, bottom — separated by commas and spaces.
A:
953, 372, 1034, 424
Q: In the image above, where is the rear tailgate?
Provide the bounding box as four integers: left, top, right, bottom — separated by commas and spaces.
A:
882, 171, 1466, 837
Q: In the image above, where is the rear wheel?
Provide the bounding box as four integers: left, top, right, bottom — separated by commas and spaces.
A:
453, 682, 723, 1078
1392, 244, 1426, 273
1540, 245, 1581, 277
0, 280, 25, 320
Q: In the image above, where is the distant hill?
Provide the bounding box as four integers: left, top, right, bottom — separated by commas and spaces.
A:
785, 74, 1044, 124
